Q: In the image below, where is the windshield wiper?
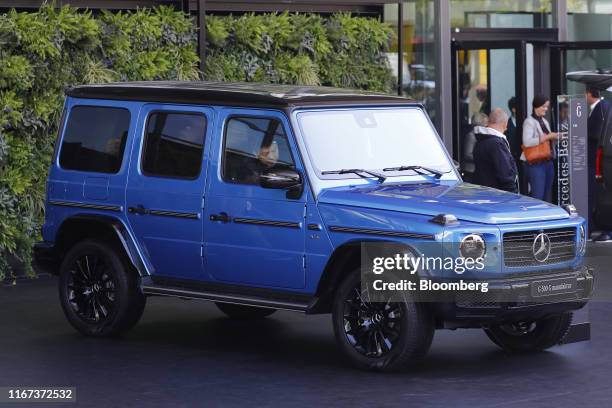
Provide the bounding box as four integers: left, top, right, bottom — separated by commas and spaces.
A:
382, 165, 444, 179
321, 168, 386, 183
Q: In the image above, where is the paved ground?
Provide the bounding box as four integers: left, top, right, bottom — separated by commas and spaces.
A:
1, 245, 611, 408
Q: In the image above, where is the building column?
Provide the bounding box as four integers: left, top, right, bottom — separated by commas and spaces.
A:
553, 0, 568, 42
197, 0, 206, 74
181, 0, 190, 13
397, 2, 404, 96
434, 0, 453, 153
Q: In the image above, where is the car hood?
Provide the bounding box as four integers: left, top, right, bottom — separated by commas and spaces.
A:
317, 181, 569, 225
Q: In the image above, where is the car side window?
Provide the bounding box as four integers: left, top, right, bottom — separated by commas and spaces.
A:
223, 116, 295, 185
142, 111, 207, 179
59, 106, 130, 174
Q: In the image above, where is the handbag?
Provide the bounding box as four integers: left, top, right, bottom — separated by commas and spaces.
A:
522, 141, 552, 164
522, 114, 553, 164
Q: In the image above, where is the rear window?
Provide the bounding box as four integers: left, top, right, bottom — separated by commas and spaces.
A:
141, 112, 207, 179
59, 106, 130, 174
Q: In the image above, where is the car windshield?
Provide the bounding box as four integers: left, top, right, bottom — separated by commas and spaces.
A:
296, 107, 454, 179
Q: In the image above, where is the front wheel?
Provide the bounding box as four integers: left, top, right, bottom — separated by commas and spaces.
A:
484, 312, 573, 353
332, 270, 434, 371
58, 240, 146, 337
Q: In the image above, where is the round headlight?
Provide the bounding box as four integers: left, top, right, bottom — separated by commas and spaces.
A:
460, 234, 486, 260
578, 224, 587, 255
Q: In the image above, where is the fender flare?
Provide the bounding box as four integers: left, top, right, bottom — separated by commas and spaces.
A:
309, 239, 420, 313
55, 214, 151, 277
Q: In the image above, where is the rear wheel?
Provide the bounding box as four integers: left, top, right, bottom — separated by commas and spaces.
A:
332, 269, 434, 371
58, 240, 146, 337
215, 302, 276, 319
484, 313, 573, 352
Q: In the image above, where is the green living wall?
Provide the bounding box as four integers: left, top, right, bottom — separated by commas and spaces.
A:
0, 5, 200, 280
0, 6, 394, 281
204, 13, 395, 92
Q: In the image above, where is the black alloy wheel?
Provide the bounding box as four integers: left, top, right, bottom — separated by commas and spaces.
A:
484, 313, 573, 352
342, 286, 402, 357
66, 253, 116, 323
59, 240, 146, 337
332, 269, 434, 371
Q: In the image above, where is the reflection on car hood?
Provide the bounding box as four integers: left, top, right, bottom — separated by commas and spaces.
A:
317, 181, 569, 224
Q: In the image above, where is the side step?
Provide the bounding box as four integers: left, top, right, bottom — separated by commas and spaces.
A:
141, 284, 311, 313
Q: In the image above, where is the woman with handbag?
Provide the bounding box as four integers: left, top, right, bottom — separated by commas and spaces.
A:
521, 95, 559, 202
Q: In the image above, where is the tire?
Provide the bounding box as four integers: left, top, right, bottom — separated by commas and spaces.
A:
332, 269, 434, 372
484, 312, 573, 353
215, 302, 276, 319
58, 239, 146, 337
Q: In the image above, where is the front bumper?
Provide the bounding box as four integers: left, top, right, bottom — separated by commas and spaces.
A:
436, 265, 593, 324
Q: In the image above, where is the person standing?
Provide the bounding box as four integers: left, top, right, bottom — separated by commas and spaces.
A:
476, 84, 490, 116
521, 95, 559, 202
505, 97, 527, 194
473, 108, 519, 193
505, 97, 519, 155
586, 86, 611, 241
462, 112, 488, 183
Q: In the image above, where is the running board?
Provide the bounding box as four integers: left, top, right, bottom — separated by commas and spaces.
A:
141, 285, 311, 313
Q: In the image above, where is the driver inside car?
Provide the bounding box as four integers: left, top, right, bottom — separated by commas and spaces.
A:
240, 140, 280, 184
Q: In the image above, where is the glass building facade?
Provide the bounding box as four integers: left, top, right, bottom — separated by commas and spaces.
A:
381, 0, 612, 162
565, 1, 612, 95
449, 0, 552, 28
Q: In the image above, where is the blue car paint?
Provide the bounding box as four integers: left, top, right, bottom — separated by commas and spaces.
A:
203, 108, 308, 289
125, 103, 215, 281
42, 96, 586, 296
317, 182, 569, 225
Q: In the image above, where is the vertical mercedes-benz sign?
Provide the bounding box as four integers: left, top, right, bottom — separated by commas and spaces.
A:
557, 95, 590, 343
557, 95, 588, 221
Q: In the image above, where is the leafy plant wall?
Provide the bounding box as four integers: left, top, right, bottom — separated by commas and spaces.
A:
204, 13, 395, 92
0, 6, 394, 281
0, 5, 200, 280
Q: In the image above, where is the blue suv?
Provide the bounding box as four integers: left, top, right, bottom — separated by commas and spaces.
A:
35, 82, 593, 371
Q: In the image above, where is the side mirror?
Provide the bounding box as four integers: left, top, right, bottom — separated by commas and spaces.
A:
260, 168, 304, 199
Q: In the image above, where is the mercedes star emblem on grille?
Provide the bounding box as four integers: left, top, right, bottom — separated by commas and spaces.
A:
532, 232, 552, 263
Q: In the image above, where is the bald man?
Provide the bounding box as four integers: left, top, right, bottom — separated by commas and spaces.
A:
472, 108, 519, 193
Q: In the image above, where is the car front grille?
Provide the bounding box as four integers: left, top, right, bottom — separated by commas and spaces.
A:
503, 227, 576, 267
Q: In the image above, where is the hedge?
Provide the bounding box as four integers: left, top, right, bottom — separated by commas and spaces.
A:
0, 5, 200, 281
204, 13, 395, 92
0, 6, 394, 281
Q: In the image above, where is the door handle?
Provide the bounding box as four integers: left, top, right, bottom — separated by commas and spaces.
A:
128, 205, 148, 215
210, 212, 231, 223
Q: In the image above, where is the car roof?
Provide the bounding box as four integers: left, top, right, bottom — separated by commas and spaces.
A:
66, 81, 417, 108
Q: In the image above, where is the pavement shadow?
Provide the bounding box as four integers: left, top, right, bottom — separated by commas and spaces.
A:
114, 308, 575, 377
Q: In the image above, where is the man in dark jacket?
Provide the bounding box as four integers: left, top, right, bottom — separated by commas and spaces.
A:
586, 86, 611, 241
505, 96, 527, 194
473, 108, 519, 193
